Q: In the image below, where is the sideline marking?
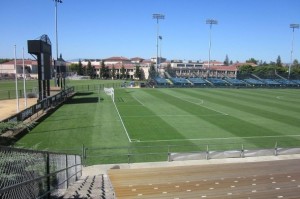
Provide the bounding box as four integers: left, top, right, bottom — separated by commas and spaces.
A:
112, 98, 132, 142
131, 134, 300, 143
122, 113, 224, 118
168, 93, 229, 116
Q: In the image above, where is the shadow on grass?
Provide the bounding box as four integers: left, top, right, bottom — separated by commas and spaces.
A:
74, 92, 94, 96
64, 97, 99, 104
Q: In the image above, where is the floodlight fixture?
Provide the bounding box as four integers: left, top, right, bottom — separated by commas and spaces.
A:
153, 14, 165, 21
290, 24, 300, 29
206, 19, 218, 77
289, 23, 299, 78
206, 19, 218, 26
153, 14, 165, 73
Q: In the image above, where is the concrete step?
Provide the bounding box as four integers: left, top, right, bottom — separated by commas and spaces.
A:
62, 174, 115, 199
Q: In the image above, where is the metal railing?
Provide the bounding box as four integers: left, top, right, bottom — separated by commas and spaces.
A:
1, 87, 75, 123
82, 140, 300, 165
0, 146, 82, 199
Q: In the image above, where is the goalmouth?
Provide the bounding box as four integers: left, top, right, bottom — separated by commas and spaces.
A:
104, 87, 115, 102
103, 87, 131, 142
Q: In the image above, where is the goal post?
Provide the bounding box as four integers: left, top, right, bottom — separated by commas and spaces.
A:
104, 87, 115, 102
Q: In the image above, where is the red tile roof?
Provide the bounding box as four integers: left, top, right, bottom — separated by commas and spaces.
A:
1, 59, 37, 65
104, 56, 130, 61
209, 65, 238, 71
131, 57, 144, 61
106, 63, 135, 69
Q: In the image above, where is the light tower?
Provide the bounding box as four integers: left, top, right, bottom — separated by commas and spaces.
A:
153, 13, 165, 73
53, 0, 63, 86
289, 23, 299, 79
206, 19, 218, 77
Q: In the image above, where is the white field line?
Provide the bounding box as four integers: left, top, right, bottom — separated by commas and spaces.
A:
117, 105, 144, 107
132, 134, 300, 143
132, 95, 145, 106
112, 99, 132, 142
170, 94, 229, 116
122, 114, 223, 118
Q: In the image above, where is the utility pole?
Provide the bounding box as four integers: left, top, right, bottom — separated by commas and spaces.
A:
289, 24, 299, 79
206, 19, 218, 77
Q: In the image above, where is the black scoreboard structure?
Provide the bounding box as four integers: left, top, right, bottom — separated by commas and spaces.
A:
28, 35, 52, 101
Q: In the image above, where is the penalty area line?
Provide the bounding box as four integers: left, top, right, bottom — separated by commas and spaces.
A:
169, 93, 229, 116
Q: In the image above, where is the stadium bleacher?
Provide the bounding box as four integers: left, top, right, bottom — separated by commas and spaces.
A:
225, 78, 247, 86
154, 77, 168, 86
150, 76, 300, 88
207, 78, 228, 86
243, 78, 264, 86
170, 77, 191, 86
275, 79, 296, 86
261, 79, 281, 86
188, 77, 207, 86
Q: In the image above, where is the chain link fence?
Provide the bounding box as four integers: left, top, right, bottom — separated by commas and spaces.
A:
0, 146, 82, 199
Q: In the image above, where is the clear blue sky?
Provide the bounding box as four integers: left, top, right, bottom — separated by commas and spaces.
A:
1, 0, 300, 63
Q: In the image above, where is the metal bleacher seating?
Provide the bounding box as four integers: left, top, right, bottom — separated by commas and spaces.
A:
243, 78, 264, 85
188, 77, 207, 86
170, 77, 191, 86
207, 78, 227, 86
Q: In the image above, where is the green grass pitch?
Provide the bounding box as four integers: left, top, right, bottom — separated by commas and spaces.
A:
16, 88, 300, 164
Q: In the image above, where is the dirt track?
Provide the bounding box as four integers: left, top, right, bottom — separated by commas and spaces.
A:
0, 98, 38, 121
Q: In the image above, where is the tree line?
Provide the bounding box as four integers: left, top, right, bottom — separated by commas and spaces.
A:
237, 56, 300, 79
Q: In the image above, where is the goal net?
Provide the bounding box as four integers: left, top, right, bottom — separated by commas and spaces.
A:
104, 87, 115, 102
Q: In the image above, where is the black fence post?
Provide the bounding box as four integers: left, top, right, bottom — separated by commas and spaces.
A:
75, 155, 78, 181
66, 154, 69, 189
46, 152, 51, 199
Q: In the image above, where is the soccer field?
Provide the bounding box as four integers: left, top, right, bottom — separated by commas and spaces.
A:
16, 88, 300, 164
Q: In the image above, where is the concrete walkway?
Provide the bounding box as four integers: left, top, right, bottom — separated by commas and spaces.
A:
82, 154, 300, 176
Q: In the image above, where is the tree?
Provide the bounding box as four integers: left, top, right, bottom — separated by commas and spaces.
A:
78, 60, 83, 75
126, 69, 130, 79
86, 61, 94, 78
238, 65, 254, 75
134, 65, 142, 80
224, 54, 229, 66
148, 64, 157, 79
120, 65, 126, 79
69, 63, 78, 73
246, 58, 258, 65
0, 59, 11, 64
111, 65, 116, 79
276, 55, 282, 67
293, 59, 299, 68
100, 61, 108, 79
